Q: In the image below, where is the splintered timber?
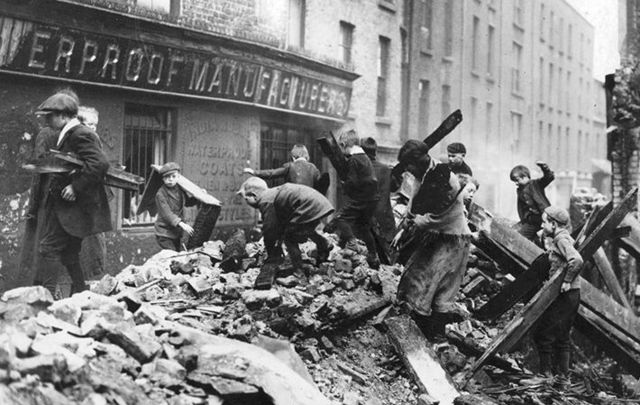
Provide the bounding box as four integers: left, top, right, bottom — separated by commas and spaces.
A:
0, 16, 351, 119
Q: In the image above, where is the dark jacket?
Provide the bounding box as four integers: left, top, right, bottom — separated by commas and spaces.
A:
344, 151, 379, 203
256, 183, 334, 250
254, 159, 321, 189
517, 164, 555, 226
449, 161, 473, 176
154, 185, 197, 239
46, 124, 112, 238
369, 157, 396, 242
548, 228, 584, 290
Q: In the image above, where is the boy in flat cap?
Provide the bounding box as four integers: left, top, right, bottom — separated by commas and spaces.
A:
446, 142, 473, 176
33, 90, 111, 296
154, 162, 197, 251
533, 206, 583, 390
238, 177, 334, 272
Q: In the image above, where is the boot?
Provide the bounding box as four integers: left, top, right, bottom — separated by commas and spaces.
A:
555, 351, 571, 390
538, 352, 553, 378
366, 252, 381, 270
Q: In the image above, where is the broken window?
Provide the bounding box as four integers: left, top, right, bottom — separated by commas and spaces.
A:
122, 104, 174, 227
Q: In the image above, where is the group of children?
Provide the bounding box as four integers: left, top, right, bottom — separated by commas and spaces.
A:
153, 129, 583, 390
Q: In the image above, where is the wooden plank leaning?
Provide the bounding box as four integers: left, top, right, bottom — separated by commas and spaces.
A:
463, 187, 639, 384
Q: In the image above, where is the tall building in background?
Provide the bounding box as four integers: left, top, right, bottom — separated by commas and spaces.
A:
403, 0, 607, 217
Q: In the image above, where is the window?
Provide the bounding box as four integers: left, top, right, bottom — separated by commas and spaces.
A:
568, 24, 573, 57
487, 25, 495, 77
122, 104, 174, 226
580, 33, 584, 64
339, 21, 354, 65
511, 42, 522, 94
513, 0, 523, 27
472, 16, 480, 71
539, 57, 544, 105
539, 3, 545, 41
376, 36, 390, 116
549, 11, 554, 48
559, 18, 564, 54
419, 80, 430, 131
556, 125, 562, 166
486, 102, 493, 145
136, 0, 179, 16
565, 127, 571, 169
442, 84, 451, 120
558, 67, 563, 112
511, 112, 522, 146
577, 130, 583, 169
444, 0, 453, 56
537, 121, 544, 158
470, 97, 478, 130
566, 71, 571, 114
548, 62, 554, 106
421, 0, 433, 51
287, 0, 305, 48
547, 123, 553, 164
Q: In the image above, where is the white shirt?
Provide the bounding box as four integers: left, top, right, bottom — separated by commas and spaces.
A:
57, 117, 81, 147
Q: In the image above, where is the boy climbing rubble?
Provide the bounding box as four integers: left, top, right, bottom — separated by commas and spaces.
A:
237, 177, 334, 279
510, 161, 555, 243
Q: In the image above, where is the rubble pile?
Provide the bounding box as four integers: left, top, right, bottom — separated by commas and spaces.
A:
0, 231, 638, 404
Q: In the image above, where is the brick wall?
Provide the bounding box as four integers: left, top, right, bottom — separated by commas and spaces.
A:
611, 127, 640, 207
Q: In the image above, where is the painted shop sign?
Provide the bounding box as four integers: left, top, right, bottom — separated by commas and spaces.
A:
0, 16, 351, 119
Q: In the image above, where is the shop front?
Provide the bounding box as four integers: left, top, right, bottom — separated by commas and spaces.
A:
0, 0, 357, 279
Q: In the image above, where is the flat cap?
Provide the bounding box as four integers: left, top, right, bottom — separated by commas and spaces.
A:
158, 162, 181, 176
544, 206, 570, 226
447, 142, 467, 154
35, 92, 79, 116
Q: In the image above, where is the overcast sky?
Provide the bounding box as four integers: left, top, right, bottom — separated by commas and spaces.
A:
565, 0, 620, 80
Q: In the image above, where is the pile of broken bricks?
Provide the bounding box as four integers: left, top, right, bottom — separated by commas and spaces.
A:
0, 227, 637, 405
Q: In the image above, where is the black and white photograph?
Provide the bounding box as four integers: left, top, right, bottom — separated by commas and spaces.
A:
0, 0, 638, 404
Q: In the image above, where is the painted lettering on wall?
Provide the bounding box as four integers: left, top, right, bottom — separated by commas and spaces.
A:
0, 16, 352, 120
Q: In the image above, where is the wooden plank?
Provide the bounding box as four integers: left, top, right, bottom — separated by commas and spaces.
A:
316, 131, 348, 181
576, 306, 640, 378
619, 213, 640, 260
474, 253, 547, 321
580, 278, 640, 345
488, 220, 541, 265
422, 109, 463, 149
465, 188, 639, 382
7, 19, 23, 62
384, 315, 459, 405
51, 150, 145, 191
136, 167, 163, 216
591, 248, 632, 309
0, 17, 14, 65
464, 269, 566, 384
473, 231, 528, 274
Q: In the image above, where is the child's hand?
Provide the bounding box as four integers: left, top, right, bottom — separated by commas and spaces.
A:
560, 282, 571, 293
179, 222, 194, 236
535, 161, 548, 168
243, 168, 255, 175
413, 214, 431, 228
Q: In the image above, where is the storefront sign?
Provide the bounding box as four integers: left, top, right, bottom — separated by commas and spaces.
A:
0, 17, 352, 119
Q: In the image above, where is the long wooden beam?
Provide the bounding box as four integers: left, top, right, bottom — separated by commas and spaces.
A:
591, 248, 632, 309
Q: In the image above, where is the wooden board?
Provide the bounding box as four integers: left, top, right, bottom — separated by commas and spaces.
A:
422, 109, 463, 149
384, 315, 459, 405
316, 132, 348, 181
591, 248, 632, 309
50, 149, 144, 191
580, 277, 640, 345
619, 213, 640, 260
576, 306, 640, 378
138, 165, 221, 216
